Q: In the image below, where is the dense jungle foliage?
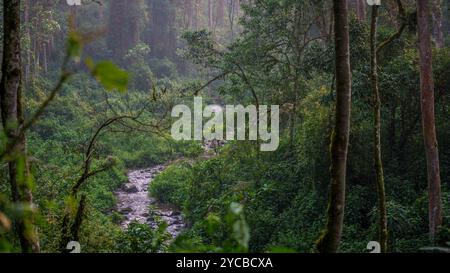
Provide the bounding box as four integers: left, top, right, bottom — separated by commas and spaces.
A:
0, 0, 449, 253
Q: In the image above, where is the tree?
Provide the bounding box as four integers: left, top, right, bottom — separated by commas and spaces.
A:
227, 0, 240, 38
146, 0, 177, 58
107, 0, 143, 59
368, 0, 407, 253
316, 0, 352, 253
416, 0, 442, 241
0, 0, 40, 253
182, 0, 194, 29
369, 4, 387, 253
208, 0, 213, 30
216, 0, 225, 27
356, 0, 366, 21
60, 116, 129, 252
23, 0, 31, 83
432, 0, 444, 48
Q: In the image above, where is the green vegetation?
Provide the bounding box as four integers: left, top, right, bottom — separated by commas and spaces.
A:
1, 0, 449, 253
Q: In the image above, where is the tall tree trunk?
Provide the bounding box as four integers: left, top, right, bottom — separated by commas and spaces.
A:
228, 0, 239, 38
43, 42, 48, 74
315, 3, 333, 45
146, 0, 177, 59
70, 3, 78, 28
432, 0, 444, 48
216, 0, 225, 27
192, 0, 199, 30
208, 0, 214, 30
183, 0, 193, 29
356, 0, 366, 21
0, 0, 40, 253
108, 0, 141, 59
317, 0, 352, 253
417, 0, 442, 242
369, 5, 388, 253
23, 0, 31, 84
32, 14, 39, 78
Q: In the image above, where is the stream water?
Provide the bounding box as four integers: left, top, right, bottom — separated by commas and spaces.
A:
114, 139, 225, 239
115, 164, 184, 237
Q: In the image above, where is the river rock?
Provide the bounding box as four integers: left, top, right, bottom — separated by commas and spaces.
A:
116, 163, 191, 237
121, 207, 133, 214
123, 184, 139, 193
155, 211, 171, 217
171, 218, 182, 225
171, 211, 181, 216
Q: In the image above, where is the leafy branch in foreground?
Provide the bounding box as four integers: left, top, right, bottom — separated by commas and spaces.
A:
1, 14, 129, 252
59, 115, 141, 251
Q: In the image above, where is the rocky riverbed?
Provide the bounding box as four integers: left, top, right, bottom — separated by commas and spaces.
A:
115, 165, 185, 237
115, 139, 224, 239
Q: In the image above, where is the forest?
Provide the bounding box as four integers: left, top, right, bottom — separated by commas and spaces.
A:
0, 0, 449, 254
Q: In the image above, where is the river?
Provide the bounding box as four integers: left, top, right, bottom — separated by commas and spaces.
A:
114, 139, 224, 239
115, 164, 185, 237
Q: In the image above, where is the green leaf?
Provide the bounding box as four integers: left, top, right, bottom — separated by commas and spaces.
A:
90, 61, 129, 93
229, 202, 243, 215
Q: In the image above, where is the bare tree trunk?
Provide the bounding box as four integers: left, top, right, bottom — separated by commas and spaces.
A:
23, 0, 31, 84
216, 0, 225, 27
228, 0, 238, 38
432, 0, 444, 48
315, 3, 333, 45
356, 0, 366, 21
369, 5, 388, 253
417, 0, 442, 242
43, 42, 48, 74
70, 4, 78, 27
317, 0, 352, 253
0, 0, 40, 253
32, 16, 39, 78
183, 0, 193, 29
208, 0, 213, 30
108, 0, 141, 59
193, 0, 199, 30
